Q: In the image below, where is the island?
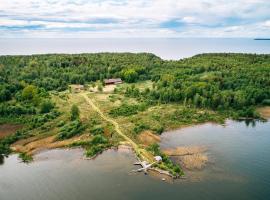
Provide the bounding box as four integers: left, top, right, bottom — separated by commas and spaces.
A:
0, 53, 270, 178
254, 38, 270, 40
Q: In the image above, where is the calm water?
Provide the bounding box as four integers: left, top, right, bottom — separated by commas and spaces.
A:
0, 120, 270, 200
0, 38, 270, 60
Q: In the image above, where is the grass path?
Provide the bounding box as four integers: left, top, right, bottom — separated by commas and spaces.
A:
80, 92, 153, 162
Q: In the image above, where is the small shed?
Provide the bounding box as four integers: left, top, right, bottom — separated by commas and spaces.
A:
70, 84, 85, 93
104, 78, 123, 85
154, 156, 162, 162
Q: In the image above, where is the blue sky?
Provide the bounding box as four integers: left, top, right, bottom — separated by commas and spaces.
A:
0, 0, 270, 38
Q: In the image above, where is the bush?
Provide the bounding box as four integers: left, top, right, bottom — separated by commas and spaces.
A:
71, 105, 80, 120
83, 135, 110, 157
138, 102, 148, 111
90, 126, 104, 135
153, 126, 164, 135
57, 120, 85, 140
109, 104, 139, 117
97, 84, 103, 92
0, 130, 32, 156
133, 123, 150, 134
109, 103, 147, 117
147, 143, 160, 155
0, 143, 11, 155
0, 103, 36, 116
85, 145, 103, 157
69, 140, 91, 147
262, 99, 270, 106
91, 135, 108, 145
57, 120, 65, 127
122, 69, 138, 83
19, 152, 33, 163
40, 100, 54, 113
238, 107, 259, 118
29, 110, 60, 128
22, 85, 38, 100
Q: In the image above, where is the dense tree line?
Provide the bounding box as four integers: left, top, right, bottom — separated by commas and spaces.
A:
125, 53, 270, 117
0, 53, 159, 92
0, 53, 160, 122
0, 53, 270, 119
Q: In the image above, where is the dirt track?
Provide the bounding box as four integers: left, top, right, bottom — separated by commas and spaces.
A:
80, 92, 153, 162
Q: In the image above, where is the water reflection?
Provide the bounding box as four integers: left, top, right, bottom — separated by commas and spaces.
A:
0, 155, 4, 165
244, 119, 257, 127
237, 119, 268, 128
1, 120, 270, 200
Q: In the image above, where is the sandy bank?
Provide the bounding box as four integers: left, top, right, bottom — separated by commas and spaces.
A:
137, 131, 160, 146
11, 134, 90, 155
163, 146, 209, 170
163, 146, 207, 156
257, 106, 270, 119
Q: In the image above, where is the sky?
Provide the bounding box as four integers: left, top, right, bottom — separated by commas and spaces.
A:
0, 0, 270, 38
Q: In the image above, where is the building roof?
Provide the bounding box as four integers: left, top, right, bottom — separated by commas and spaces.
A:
104, 78, 122, 84
72, 84, 84, 89
154, 156, 162, 162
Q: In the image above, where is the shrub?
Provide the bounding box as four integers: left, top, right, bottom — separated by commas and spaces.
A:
109, 104, 138, 117
69, 140, 91, 147
153, 126, 164, 135
57, 120, 65, 127
97, 84, 103, 92
122, 69, 138, 83
133, 123, 150, 134
262, 99, 270, 106
84, 136, 111, 158
85, 145, 103, 157
57, 120, 85, 140
238, 107, 259, 118
29, 110, 60, 128
19, 152, 33, 163
109, 103, 148, 117
138, 102, 148, 111
71, 105, 80, 120
40, 100, 54, 113
0, 103, 36, 116
22, 85, 38, 100
90, 126, 104, 135
0, 130, 33, 156
147, 143, 160, 155
91, 135, 108, 145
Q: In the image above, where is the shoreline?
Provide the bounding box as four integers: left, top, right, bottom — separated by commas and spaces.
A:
1, 48, 270, 62
2, 110, 268, 180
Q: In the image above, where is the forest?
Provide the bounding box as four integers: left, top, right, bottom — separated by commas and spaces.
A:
0, 53, 270, 162
1, 53, 269, 118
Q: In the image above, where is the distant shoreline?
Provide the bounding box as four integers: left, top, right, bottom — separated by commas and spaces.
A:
254, 38, 270, 40
1, 38, 270, 60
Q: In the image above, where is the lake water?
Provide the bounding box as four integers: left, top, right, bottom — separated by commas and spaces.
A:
1, 120, 270, 200
0, 38, 270, 60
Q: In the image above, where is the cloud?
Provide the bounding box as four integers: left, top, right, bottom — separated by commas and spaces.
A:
263, 20, 270, 27
0, 0, 269, 37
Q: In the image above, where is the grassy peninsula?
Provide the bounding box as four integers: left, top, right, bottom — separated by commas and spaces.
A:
0, 53, 270, 177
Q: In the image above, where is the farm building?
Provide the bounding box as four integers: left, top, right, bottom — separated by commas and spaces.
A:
104, 78, 123, 85
70, 84, 85, 93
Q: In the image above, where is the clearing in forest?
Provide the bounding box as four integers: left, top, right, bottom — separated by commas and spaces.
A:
80, 92, 154, 163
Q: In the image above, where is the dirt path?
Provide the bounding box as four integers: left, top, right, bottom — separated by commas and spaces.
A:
80, 92, 153, 162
